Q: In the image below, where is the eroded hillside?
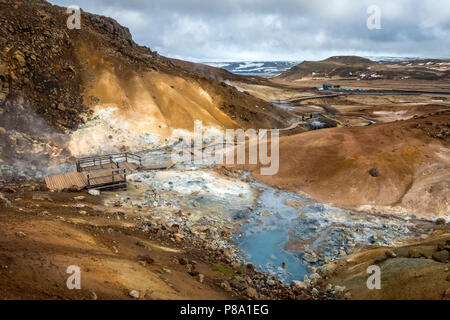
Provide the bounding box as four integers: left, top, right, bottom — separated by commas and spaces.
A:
0, 0, 293, 181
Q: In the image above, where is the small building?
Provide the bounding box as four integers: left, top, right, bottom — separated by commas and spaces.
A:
333, 85, 341, 89
323, 83, 333, 90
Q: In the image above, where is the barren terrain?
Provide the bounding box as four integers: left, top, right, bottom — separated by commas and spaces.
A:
0, 0, 449, 301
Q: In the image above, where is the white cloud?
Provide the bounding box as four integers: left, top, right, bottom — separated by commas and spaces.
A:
49, 0, 450, 61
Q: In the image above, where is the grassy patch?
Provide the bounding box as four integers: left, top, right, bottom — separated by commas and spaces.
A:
211, 264, 238, 277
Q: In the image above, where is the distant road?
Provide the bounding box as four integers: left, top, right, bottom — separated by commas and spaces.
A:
280, 89, 450, 104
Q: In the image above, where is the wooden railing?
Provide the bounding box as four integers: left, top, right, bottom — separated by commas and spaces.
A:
86, 167, 127, 190
76, 152, 142, 172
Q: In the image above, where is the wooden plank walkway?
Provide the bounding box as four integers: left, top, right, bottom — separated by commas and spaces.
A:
45, 172, 88, 191
45, 150, 176, 191
45, 162, 140, 191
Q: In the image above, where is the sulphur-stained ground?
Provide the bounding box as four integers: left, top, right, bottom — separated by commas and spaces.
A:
0, 186, 238, 300
328, 232, 450, 300
0, 184, 333, 300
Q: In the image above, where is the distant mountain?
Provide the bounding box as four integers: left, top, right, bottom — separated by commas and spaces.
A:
203, 61, 300, 76
276, 55, 450, 81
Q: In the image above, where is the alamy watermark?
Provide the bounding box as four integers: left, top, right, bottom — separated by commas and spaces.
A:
66, 265, 81, 290
171, 121, 280, 176
67, 5, 81, 30
366, 265, 381, 290
367, 5, 382, 30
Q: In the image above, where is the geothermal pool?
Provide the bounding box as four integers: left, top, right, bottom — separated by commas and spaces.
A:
122, 160, 418, 284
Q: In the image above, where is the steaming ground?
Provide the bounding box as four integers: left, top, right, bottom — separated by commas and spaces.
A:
98, 144, 441, 286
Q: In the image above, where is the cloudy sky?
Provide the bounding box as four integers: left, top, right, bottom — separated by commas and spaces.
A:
50, 0, 450, 62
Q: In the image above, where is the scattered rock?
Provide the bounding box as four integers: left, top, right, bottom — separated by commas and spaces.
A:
0, 193, 11, 208
68, 185, 83, 192
229, 276, 247, 291
89, 291, 98, 300
303, 252, 319, 263
189, 269, 199, 277
170, 224, 180, 234
73, 196, 85, 201
432, 251, 449, 263
88, 190, 100, 196
333, 285, 347, 298
369, 168, 379, 177
220, 281, 232, 292
138, 255, 154, 265
178, 257, 188, 265
198, 274, 204, 283
292, 280, 308, 290
246, 287, 258, 299
436, 218, 447, 225
385, 250, 397, 258
15, 231, 27, 238
258, 211, 271, 217
138, 261, 147, 267
57, 103, 66, 111
128, 290, 140, 299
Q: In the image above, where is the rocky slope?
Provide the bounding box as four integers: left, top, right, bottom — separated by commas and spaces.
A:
0, 0, 293, 182
234, 110, 450, 218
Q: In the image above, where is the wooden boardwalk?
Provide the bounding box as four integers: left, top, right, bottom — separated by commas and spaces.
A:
45, 152, 175, 191
45, 172, 88, 191
45, 153, 141, 191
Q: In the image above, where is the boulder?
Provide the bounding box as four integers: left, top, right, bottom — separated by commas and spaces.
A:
88, 189, 100, 196
128, 290, 140, 299
292, 280, 308, 290
385, 250, 397, 258
369, 168, 379, 177
246, 287, 258, 299
432, 251, 449, 263
220, 281, 232, 292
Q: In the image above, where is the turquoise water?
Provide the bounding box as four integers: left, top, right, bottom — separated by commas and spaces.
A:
238, 229, 308, 283
234, 185, 313, 283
